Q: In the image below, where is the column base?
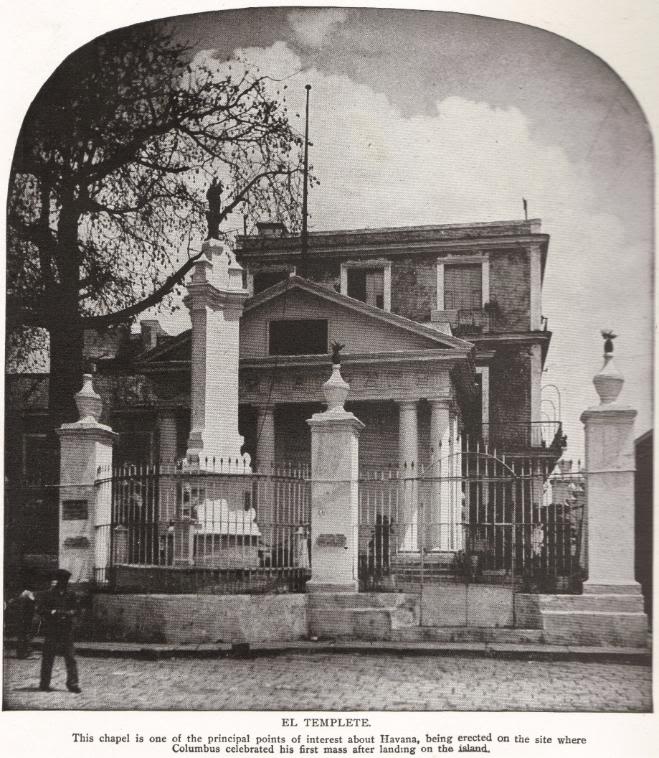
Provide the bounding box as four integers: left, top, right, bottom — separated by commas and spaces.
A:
306, 580, 359, 594
583, 581, 643, 595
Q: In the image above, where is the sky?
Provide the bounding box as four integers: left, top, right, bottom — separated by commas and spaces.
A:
158, 7, 653, 461
3, 5, 654, 462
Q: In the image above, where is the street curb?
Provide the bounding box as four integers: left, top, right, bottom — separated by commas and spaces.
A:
5, 638, 652, 664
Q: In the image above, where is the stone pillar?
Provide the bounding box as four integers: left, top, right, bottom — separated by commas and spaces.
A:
449, 404, 464, 551
184, 238, 250, 471
56, 374, 117, 584
306, 364, 364, 593
429, 398, 451, 551
517, 341, 647, 648
398, 400, 419, 552
157, 410, 178, 564
255, 404, 276, 544
255, 405, 276, 471
581, 351, 639, 593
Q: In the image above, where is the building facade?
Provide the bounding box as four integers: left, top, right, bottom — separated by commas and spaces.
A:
5, 218, 565, 585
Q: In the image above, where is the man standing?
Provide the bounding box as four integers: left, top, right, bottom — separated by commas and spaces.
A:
37, 569, 81, 693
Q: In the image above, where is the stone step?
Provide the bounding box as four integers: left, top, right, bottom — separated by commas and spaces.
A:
389, 627, 545, 644
519, 592, 645, 613
307, 592, 414, 609
308, 608, 393, 640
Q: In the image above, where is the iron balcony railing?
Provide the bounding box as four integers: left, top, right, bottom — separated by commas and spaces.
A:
480, 421, 565, 451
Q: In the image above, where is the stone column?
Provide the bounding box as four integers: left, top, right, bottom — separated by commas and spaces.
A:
57, 374, 117, 584
581, 350, 639, 593
157, 410, 178, 564
449, 404, 464, 551
307, 364, 364, 593
398, 400, 419, 552
429, 398, 451, 551
184, 238, 250, 471
255, 404, 276, 545
255, 405, 276, 471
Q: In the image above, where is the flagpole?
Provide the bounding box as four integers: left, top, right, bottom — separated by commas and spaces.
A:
300, 84, 311, 278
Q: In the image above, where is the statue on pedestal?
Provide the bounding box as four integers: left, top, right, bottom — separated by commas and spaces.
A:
205, 178, 223, 240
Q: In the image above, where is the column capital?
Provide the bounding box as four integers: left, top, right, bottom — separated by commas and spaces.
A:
307, 411, 365, 435
57, 422, 118, 445
397, 399, 419, 411
581, 406, 637, 425
427, 396, 452, 410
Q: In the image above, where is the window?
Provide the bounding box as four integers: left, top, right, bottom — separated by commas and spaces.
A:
347, 268, 385, 309
269, 319, 328, 356
340, 260, 391, 311
444, 264, 482, 310
253, 270, 291, 294
436, 256, 489, 311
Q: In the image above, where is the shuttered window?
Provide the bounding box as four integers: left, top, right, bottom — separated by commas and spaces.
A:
444, 264, 482, 310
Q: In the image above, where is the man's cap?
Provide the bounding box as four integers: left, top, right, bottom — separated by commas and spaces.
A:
53, 569, 72, 581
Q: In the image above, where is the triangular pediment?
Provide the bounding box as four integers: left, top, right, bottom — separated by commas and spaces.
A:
241, 276, 472, 357
136, 276, 473, 367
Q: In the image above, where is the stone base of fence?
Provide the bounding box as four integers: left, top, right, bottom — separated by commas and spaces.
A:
514, 591, 648, 647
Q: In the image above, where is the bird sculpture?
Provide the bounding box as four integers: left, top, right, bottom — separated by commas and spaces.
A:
601, 330, 617, 354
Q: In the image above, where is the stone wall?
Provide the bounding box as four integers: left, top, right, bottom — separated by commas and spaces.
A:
390, 255, 437, 322
489, 249, 530, 331
92, 593, 308, 644
489, 345, 532, 430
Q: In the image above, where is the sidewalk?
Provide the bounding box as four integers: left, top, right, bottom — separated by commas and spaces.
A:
5, 636, 652, 664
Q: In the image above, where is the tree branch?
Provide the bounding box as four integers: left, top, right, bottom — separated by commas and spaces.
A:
82, 250, 204, 327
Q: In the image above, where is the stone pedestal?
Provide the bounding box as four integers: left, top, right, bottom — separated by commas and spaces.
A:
581, 353, 639, 593
540, 348, 648, 646
185, 238, 250, 471
57, 374, 117, 584
306, 365, 364, 593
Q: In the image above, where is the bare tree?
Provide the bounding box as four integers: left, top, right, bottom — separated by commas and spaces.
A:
7, 22, 307, 423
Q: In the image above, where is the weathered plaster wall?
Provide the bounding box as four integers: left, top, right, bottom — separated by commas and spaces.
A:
489, 249, 530, 332
93, 593, 308, 644
489, 346, 532, 428
391, 256, 437, 322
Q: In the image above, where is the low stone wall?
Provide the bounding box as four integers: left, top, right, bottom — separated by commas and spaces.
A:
92, 593, 308, 644
514, 592, 648, 647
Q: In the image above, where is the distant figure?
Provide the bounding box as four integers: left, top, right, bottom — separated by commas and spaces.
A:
8, 586, 36, 659
37, 569, 81, 693
206, 178, 223, 239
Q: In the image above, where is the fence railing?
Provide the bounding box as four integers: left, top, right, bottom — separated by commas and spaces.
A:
480, 421, 565, 451
94, 463, 311, 594
357, 458, 586, 593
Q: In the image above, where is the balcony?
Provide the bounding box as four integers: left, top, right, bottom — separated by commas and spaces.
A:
481, 421, 566, 452
430, 307, 494, 336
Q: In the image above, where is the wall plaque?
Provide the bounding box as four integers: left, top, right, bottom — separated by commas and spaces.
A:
316, 533, 347, 548
62, 500, 88, 520
64, 536, 90, 549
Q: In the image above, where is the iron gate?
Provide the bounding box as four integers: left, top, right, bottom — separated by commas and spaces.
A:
358, 449, 585, 618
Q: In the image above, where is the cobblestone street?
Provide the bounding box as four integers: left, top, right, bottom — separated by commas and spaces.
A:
3, 651, 652, 711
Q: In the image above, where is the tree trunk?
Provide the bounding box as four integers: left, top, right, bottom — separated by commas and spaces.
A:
48, 318, 83, 428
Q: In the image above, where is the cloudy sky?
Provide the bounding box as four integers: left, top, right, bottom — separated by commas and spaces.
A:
3, 6, 653, 461
157, 7, 653, 460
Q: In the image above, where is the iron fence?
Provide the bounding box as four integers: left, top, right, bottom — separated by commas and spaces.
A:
480, 420, 565, 450
94, 462, 311, 594
358, 452, 586, 594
